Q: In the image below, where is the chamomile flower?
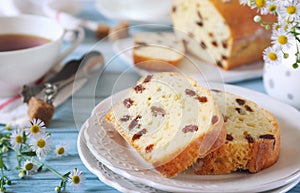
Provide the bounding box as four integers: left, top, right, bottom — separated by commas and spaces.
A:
251, 0, 269, 15
10, 129, 24, 150
263, 46, 283, 65
278, 0, 300, 23
266, 0, 278, 14
68, 168, 84, 190
29, 133, 51, 160
240, 0, 300, 69
271, 28, 295, 49
24, 119, 46, 138
23, 158, 38, 175
272, 19, 294, 32
54, 142, 69, 157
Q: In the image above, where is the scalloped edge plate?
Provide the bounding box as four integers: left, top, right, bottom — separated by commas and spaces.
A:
81, 83, 300, 193
78, 129, 300, 193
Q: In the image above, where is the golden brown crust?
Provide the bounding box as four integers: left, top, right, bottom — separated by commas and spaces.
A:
248, 109, 280, 173
105, 103, 226, 178
154, 123, 225, 177
209, 0, 275, 40
193, 106, 280, 174
222, 37, 271, 70
171, 0, 276, 70
210, 0, 275, 70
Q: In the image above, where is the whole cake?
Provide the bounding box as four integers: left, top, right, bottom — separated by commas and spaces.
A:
171, 0, 275, 70
193, 90, 280, 174
106, 72, 225, 177
133, 32, 185, 71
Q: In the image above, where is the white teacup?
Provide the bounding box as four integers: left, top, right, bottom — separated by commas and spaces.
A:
0, 14, 84, 97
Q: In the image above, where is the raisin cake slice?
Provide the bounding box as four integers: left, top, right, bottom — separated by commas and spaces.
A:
193, 90, 280, 174
133, 32, 185, 71
171, 0, 275, 70
106, 72, 225, 178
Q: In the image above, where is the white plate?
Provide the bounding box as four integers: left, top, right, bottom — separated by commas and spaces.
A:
78, 128, 300, 193
112, 37, 264, 83
82, 84, 300, 193
78, 126, 164, 193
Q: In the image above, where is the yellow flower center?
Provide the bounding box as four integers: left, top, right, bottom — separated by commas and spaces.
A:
25, 163, 33, 171
15, 135, 22, 144
287, 6, 296, 15
256, 0, 266, 8
278, 35, 288, 45
57, 147, 65, 155
37, 139, 46, 148
268, 52, 278, 61
268, 4, 276, 12
30, 125, 40, 134
72, 175, 80, 185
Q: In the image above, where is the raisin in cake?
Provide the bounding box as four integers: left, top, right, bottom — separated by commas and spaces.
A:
106, 72, 225, 178
133, 33, 185, 71
193, 90, 280, 174
171, 0, 275, 70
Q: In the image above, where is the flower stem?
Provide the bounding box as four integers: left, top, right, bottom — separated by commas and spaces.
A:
14, 148, 22, 169
0, 168, 4, 188
32, 158, 65, 179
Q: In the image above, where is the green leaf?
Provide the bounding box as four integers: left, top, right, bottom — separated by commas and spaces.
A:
37, 164, 43, 172
22, 132, 27, 143
63, 171, 71, 178
0, 155, 7, 170
60, 180, 64, 187
21, 151, 36, 156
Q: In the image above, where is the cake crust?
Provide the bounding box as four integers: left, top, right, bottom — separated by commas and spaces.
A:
105, 72, 225, 177
171, 0, 276, 70
193, 91, 280, 174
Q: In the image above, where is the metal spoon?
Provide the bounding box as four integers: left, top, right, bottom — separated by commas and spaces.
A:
21, 50, 104, 103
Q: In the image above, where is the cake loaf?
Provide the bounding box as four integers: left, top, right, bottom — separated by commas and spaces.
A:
133, 32, 185, 71
171, 0, 275, 70
106, 72, 225, 177
193, 90, 280, 174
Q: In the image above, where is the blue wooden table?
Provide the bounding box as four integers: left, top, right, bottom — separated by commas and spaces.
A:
0, 1, 299, 192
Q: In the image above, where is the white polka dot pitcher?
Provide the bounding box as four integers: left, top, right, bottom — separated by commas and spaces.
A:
263, 59, 300, 110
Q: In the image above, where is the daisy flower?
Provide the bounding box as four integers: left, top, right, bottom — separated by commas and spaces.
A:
68, 168, 84, 190
251, 0, 269, 15
271, 28, 295, 50
278, 0, 300, 23
10, 129, 24, 150
54, 142, 69, 157
24, 119, 46, 138
272, 19, 294, 33
240, 0, 300, 68
29, 133, 52, 160
263, 46, 283, 65
266, 0, 278, 14
23, 158, 38, 175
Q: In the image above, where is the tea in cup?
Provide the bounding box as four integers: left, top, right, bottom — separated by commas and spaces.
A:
0, 14, 84, 97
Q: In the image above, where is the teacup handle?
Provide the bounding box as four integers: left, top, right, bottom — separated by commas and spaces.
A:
55, 27, 85, 66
